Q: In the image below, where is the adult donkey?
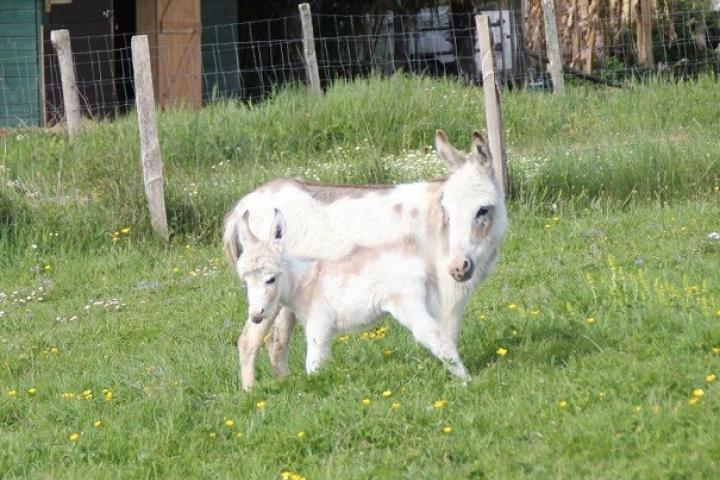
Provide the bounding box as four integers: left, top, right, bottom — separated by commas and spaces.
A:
224, 130, 508, 390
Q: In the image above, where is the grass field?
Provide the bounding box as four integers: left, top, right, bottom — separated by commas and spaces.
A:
1, 75, 720, 478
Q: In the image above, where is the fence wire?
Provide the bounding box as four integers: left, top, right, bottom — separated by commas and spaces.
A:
1, 7, 718, 127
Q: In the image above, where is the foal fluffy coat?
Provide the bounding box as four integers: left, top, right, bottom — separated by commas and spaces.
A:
237, 209, 470, 379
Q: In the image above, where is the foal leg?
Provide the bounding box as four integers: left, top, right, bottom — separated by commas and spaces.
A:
238, 317, 274, 391
387, 301, 469, 381
265, 307, 296, 377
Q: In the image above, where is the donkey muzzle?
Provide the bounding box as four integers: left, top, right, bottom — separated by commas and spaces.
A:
449, 257, 474, 282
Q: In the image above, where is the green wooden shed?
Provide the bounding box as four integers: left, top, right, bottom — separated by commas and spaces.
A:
0, 0, 43, 128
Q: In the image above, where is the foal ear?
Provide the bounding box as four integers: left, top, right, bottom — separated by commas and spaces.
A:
269, 208, 286, 246
469, 131, 492, 169
239, 210, 259, 245
435, 130, 466, 171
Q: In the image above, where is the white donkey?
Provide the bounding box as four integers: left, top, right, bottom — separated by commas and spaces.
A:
236, 209, 470, 379
224, 130, 508, 390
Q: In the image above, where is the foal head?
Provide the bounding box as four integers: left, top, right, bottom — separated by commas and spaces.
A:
435, 130, 508, 283
235, 209, 287, 324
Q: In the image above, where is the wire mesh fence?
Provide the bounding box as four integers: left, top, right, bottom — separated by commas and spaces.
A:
1, 5, 718, 128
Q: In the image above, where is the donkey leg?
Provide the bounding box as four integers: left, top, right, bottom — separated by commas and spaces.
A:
388, 302, 469, 381
439, 279, 472, 345
238, 317, 274, 391
265, 308, 296, 378
304, 320, 333, 375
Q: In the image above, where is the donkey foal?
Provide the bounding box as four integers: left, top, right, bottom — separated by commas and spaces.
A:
235, 209, 469, 383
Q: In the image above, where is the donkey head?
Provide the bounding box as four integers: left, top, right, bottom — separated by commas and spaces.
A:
235, 209, 287, 324
435, 130, 508, 283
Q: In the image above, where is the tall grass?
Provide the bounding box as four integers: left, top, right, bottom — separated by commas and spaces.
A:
1, 74, 718, 258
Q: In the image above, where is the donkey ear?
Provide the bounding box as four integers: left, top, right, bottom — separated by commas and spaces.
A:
222, 207, 244, 265
238, 210, 259, 246
269, 208, 286, 246
435, 130, 466, 171
469, 131, 493, 169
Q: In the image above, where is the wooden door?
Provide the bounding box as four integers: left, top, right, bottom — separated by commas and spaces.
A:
43, 0, 116, 122
158, 0, 201, 108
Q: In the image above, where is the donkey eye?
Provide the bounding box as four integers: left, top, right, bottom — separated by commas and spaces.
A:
475, 207, 490, 219
265, 277, 276, 285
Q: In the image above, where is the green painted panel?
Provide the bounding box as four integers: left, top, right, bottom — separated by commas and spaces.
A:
0, 0, 40, 127
0, 24, 37, 37
0, 10, 36, 24
201, 0, 241, 100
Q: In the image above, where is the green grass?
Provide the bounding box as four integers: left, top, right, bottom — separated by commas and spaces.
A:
1, 75, 720, 478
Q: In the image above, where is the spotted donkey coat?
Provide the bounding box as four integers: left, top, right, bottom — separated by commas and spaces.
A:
224, 130, 508, 390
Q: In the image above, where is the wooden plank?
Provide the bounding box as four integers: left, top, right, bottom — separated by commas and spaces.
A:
0, 10, 36, 24
156, 0, 201, 108
475, 15, 508, 195
0, 0, 37, 10
0, 86, 40, 105
132, 34, 169, 242
135, 0, 159, 100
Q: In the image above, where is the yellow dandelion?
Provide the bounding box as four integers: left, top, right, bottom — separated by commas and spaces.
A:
508, 304, 518, 310
80, 389, 92, 400
338, 335, 349, 342
236, 431, 243, 438
529, 310, 540, 316
69, 432, 80, 443
256, 400, 266, 410
93, 420, 102, 428
49, 347, 59, 354
433, 399, 447, 409
224, 419, 234, 427
61, 392, 75, 400
713, 346, 720, 354
27, 387, 37, 396
103, 389, 113, 401
692, 388, 704, 398
586, 317, 595, 325
705, 374, 717, 383
634, 406, 642, 412
43, 264, 51, 271
559, 400, 568, 408
688, 397, 701, 405
442, 426, 453, 434
382, 390, 392, 398
496, 347, 508, 357
390, 402, 401, 410
120, 227, 131, 235
296, 431, 305, 438
384, 349, 393, 356
208, 432, 216, 438
7, 389, 17, 397
361, 398, 371, 406
172, 267, 179, 273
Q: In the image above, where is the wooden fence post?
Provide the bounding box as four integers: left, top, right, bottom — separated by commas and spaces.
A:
636, 0, 654, 67
298, 3, 322, 95
475, 15, 508, 196
131, 35, 169, 242
50, 29, 81, 138
541, 0, 565, 94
